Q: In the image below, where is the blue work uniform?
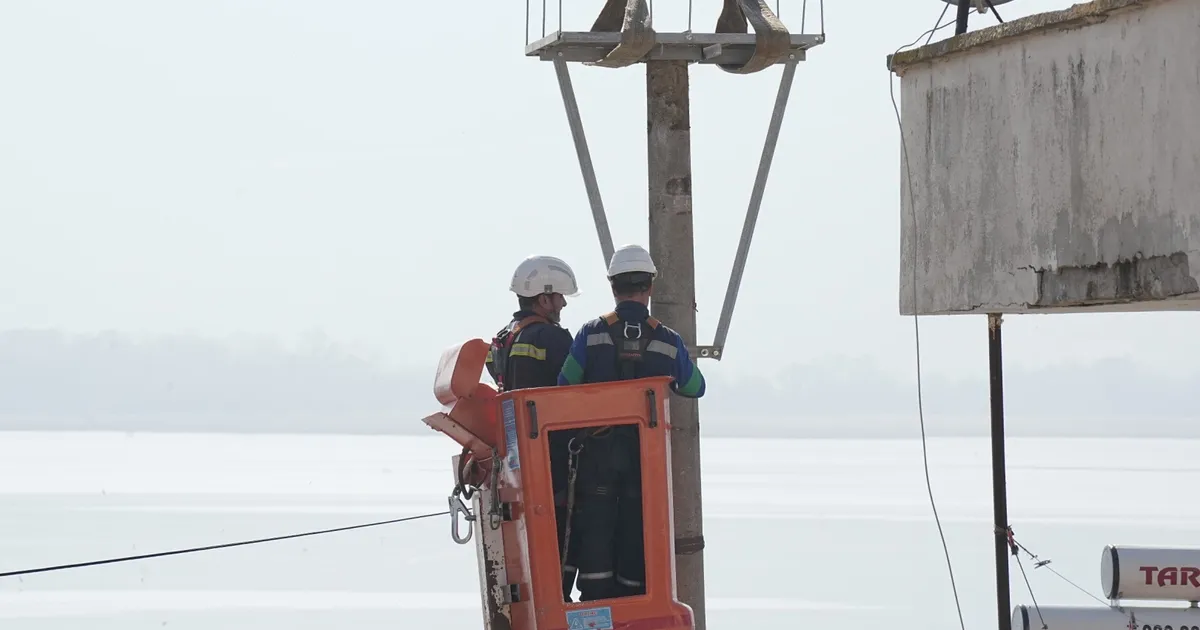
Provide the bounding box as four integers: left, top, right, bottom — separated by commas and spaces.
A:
557, 302, 705, 396
556, 300, 706, 601
484, 309, 578, 601
485, 310, 572, 393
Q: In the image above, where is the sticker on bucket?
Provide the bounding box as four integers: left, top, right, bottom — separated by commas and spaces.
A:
502, 399, 520, 471
566, 606, 614, 630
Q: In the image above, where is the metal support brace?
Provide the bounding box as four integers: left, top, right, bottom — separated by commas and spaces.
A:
706, 59, 798, 360
551, 57, 797, 360
553, 58, 616, 267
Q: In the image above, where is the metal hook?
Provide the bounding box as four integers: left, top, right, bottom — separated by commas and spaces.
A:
449, 492, 475, 545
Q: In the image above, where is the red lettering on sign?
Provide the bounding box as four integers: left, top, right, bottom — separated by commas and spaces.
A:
1182, 566, 1200, 587
1141, 566, 1158, 584
1137, 566, 1200, 588
1159, 567, 1180, 587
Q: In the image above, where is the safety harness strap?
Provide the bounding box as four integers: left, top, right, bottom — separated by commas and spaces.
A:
600, 311, 660, 328
488, 314, 550, 392
601, 311, 658, 380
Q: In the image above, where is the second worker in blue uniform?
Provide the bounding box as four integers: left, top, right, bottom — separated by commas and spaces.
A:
558, 244, 706, 602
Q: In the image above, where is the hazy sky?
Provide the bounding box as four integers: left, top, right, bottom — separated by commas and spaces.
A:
2, 0, 1197, 386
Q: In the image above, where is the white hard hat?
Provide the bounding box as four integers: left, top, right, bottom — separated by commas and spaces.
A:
607, 244, 657, 278
510, 255, 581, 298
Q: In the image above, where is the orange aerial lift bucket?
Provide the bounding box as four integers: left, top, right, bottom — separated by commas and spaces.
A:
423, 340, 695, 630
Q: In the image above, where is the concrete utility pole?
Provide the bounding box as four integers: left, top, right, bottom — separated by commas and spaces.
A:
526, 2, 825, 627
646, 59, 706, 627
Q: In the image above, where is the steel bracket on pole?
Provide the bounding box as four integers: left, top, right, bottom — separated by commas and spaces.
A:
701, 59, 799, 361
551, 57, 800, 361
553, 57, 616, 268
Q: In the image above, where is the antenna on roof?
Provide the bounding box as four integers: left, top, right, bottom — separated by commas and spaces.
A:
940, 0, 1013, 34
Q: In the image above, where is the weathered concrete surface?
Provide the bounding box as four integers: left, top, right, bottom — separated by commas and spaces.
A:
889, 0, 1200, 315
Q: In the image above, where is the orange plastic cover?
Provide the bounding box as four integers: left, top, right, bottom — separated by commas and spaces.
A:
433, 339, 492, 405
424, 340, 499, 459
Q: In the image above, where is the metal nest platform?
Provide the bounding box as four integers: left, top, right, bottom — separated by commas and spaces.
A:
526, 31, 825, 66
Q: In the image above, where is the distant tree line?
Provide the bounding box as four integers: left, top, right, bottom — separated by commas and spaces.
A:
0, 330, 1194, 437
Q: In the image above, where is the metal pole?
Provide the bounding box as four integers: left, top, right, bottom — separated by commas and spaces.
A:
955, 0, 971, 34
712, 60, 798, 352
553, 58, 617, 266
647, 59, 707, 630
988, 313, 1011, 630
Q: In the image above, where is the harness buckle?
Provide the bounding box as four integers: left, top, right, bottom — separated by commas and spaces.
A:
623, 321, 643, 340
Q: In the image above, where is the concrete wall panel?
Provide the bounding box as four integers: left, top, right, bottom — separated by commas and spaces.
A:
890, 0, 1200, 315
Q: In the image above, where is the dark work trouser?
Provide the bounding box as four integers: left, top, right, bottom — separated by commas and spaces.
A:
573, 426, 644, 601
550, 429, 579, 601
614, 441, 645, 598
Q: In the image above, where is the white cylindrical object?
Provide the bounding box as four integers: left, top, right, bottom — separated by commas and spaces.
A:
1013, 605, 1200, 630
1101, 546, 1200, 602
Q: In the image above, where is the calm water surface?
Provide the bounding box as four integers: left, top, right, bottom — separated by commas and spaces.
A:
0, 431, 1196, 629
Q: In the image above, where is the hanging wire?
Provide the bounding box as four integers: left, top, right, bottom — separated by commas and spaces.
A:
687, 0, 693, 32
890, 14, 1111, 630
525, 0, 530, 45
927, 2, 950, 46
819, 0, 824, 35
0, 511, 449, 579
801, 0, 807, 34
558, 0, 563, 33
542, 0, 547, 38
1014, 552, 1050, 630
889, 12, 969, 630
1006, 529, 1110, 607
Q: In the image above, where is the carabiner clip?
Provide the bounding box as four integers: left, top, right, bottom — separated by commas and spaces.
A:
449, 492, 475, 545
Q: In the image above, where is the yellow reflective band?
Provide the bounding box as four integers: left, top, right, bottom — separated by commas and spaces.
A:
508, 343, 547, 360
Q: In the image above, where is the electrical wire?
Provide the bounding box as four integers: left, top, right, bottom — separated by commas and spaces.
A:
927, 3, 950, 46
0, 510, 449, 579
888, 12, 967, 630
1006, 529, 1111, 607
1013, 551, 1049, 630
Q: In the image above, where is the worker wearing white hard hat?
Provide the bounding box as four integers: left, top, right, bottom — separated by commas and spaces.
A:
508, 255, 581, 306
603, 243, 659, 277
554, 244, 706, 603
484, 254, 581, 602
